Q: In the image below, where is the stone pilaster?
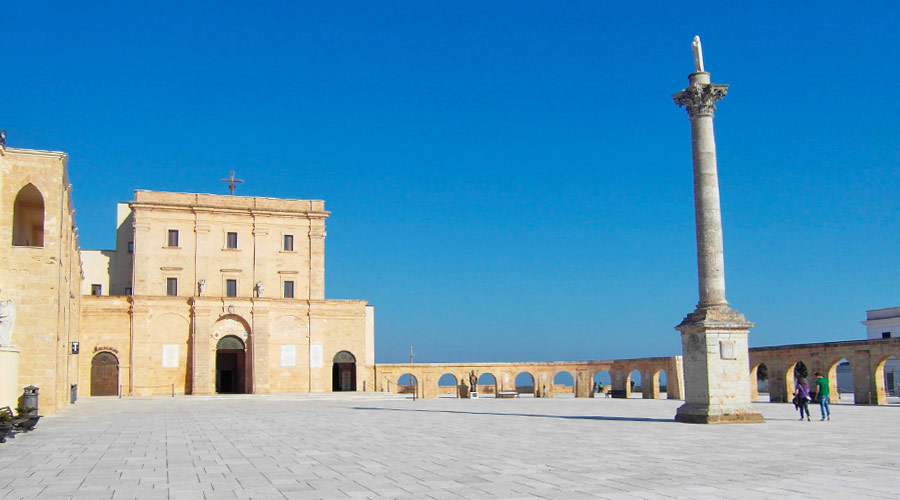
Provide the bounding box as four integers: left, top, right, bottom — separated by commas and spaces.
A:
250, 300, 270, 393
673, 70, 763, 424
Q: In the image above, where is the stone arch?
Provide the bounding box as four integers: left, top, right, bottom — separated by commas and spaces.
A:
787, 360, 810, 394
875, 355, 899, 404
750, 362, 769, 402
515, 371, 536, 397
553, 370, 574, 397
477, 372, 497, 397
397, 373, 418, 397
652, 368, 667, 399
593, 369, 611, 396
12, 183, 45, 247
438, 373, 458, 398
826, 357, 852, 404
90, 351, 119, 396
627, 369, 642, 398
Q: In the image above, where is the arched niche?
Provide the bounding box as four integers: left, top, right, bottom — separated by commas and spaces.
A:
12, 184, 45, 247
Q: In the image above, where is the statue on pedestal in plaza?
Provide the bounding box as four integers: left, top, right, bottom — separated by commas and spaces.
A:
0, 299, 16, 347
468, 370, 478, 393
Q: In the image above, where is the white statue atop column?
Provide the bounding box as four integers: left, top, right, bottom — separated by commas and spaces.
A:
672, 36, 764, 424
0, 299, 16, 347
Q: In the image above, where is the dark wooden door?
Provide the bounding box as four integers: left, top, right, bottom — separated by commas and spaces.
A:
91, 352, 119, 396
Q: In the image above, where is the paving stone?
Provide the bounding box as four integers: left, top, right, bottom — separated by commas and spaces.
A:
1, 396, 900, 498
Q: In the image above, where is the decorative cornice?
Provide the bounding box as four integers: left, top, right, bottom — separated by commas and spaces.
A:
673, 82, 728, 118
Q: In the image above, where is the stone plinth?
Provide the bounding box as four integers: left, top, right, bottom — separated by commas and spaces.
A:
0, 346, 20, 409
675, 306, 763, 424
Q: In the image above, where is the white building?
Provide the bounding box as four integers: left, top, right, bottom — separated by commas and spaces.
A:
862, 307, 900, 395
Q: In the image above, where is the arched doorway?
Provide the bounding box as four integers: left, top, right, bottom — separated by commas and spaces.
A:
91, 352, 119, 396
332, 351, 356, 391
216, 335, 246, 394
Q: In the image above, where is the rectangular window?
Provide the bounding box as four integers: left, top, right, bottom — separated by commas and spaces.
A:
127, 241, 134, 253
883, 332, 892, 339
226, 232, 238, 249
283, 234, 294, 251
166, 278, 178, 296
167, 230, 179, 247
226, 279, 238, 297
283, 281, 294, 298
125, 287, 132, 296
91, 284, 102, 296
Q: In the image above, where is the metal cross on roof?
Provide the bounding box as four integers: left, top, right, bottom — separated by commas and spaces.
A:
221, 171, 243, 195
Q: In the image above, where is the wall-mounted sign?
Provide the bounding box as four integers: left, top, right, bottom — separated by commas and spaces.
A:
281, 345, 296, 367
162, 345, 179, 368
310, 342, 323, 368
70, 342, 80, 354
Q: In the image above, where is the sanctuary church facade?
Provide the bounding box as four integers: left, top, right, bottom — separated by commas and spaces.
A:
1, 140, 374, 414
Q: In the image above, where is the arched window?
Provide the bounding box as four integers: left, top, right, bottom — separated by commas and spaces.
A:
12, 184, 45, 247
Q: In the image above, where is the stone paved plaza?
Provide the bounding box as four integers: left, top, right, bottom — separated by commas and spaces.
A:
1, 394, 898, 500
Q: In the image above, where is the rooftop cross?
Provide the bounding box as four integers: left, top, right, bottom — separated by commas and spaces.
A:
221, 171, 243, 195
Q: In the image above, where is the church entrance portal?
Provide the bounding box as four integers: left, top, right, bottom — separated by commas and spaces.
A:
332, 351, 356, 391
216, 335, 246, 394
91, 351, 119, 396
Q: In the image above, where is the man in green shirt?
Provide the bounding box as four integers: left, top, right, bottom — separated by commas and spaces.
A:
813, 371, 831, 421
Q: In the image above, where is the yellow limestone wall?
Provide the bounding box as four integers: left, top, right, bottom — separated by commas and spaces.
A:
0, 147, 82, 416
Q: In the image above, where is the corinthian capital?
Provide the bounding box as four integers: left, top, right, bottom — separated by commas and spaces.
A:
673, 83, 729, 118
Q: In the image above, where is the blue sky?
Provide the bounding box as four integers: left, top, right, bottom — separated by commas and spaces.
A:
4, 2, 898, 363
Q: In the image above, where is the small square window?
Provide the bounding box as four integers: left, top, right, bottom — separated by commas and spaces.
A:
226, 279, 238, 297
283, 281, 294, 298
226, 232, 238, 249
166, 278, 178, 296
167, 230, 179, 247
91, 284, 102, 296
883, 332, 892, 339
127, 241, 134, 253
283, 234, 294, 251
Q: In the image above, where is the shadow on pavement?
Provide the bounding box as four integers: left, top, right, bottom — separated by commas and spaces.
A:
351, 406, 675, 423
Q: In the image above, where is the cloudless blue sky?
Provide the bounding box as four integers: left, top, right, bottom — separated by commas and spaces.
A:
4, 2, 898, 363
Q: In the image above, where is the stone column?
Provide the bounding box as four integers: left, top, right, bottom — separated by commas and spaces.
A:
673, 69, 764, 424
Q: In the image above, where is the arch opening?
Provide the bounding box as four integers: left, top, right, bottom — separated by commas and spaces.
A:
12, 184, 45, 247
515, 372, 536, 397
628, 369, 643, 398
593, 370, 611, 396
879, 356, 900, 403
827, 358, 854, 404
553, 371, 574, 397
438, 373, 458, 398
397, 373, 417, 396
332, 350, 357, 392
753, 362, 770, 402
91, 351, 119, 396
654, 369, 668, 398
477, 373, 497, 397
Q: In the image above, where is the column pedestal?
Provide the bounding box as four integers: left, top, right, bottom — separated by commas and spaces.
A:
675, 305, 764, 424
0, 346, 20, 409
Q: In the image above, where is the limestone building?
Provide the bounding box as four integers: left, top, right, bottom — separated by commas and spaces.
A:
0, 143, 82, 416
80, 190, 375, 397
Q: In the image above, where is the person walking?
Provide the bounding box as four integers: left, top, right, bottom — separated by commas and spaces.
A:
794, 377, 812, 421
812, 371, 831, 421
